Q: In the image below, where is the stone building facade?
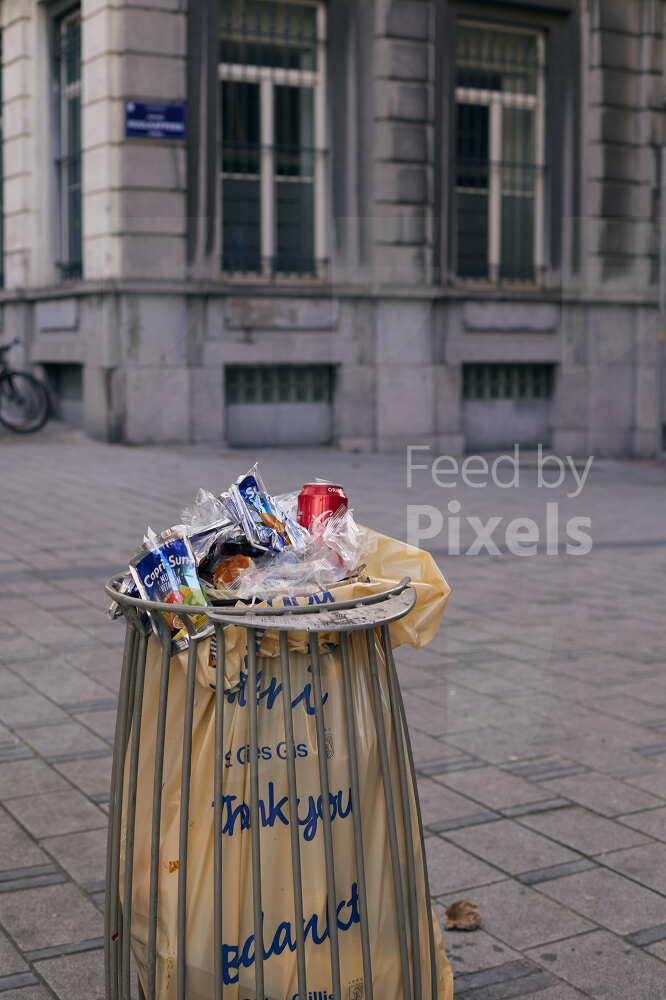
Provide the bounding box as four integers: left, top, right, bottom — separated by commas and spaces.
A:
1, 0, 664, 454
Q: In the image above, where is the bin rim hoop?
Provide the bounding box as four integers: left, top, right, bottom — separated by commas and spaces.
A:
208, 584, 417, 632
104, 573, 414, 623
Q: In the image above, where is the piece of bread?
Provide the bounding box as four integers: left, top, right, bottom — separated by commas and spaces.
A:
213, 554, 253, 587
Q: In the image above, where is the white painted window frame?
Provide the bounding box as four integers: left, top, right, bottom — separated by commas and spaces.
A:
54, 5, 82, 277
0, 30, 4, 287
455, 22, 545, 283
218, 0, 327, 279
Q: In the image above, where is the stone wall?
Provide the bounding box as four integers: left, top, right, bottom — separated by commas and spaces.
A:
2, 0, 34, 289
583, 0, 663, 290
82, 0, 187, 280
0, 0, 663, 457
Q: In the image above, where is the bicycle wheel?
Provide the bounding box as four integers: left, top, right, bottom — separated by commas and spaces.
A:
0, 371, 52, 433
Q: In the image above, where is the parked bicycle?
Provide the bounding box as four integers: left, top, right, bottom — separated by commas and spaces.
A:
0, 338, 52, 433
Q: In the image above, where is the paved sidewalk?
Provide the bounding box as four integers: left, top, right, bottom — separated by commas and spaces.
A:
1, 424, 666, 999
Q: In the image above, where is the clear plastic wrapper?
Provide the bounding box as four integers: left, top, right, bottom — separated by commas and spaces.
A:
204, 505, 370, 602
273, 490, 298, 522
180, 488, 236, 565
180, 488, 230, 536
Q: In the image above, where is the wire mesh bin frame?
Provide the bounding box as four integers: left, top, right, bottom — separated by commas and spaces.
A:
103, 574, 439, 1000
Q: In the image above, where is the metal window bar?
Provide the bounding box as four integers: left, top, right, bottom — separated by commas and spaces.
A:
225, 363, 335, 405
104, 573, 440, 1000
219, 0, 328, 279
454, 21, 546, 285
54, 9, 83, 280
462, 363, 555, 401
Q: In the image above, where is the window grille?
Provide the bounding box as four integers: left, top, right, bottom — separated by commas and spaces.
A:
226, 364, 334, 404
463, 363, 554, 401
454, 21, 546, 284
219, 0, 327, 279
54, 8, 82, 280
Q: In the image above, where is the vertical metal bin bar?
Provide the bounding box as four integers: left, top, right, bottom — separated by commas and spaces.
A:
116, 628, 140, 994
213, 625, 226, 999
122, 628, 148, 1000
122, 627, 140, 767
309, 635, 342, 1000
105, 620, 137, 1000
278, 631, 307, 1000
147, 620, 174, 1000
380, 625, 421, 1000
339, 632, 373, 1000
246, 628, 264, 1000
365, 628, 412, 1000
390, 642, 438, 1000
177, 633, 200, 1000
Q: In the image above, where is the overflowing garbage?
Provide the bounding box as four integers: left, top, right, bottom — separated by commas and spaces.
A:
110, 465, 369, 647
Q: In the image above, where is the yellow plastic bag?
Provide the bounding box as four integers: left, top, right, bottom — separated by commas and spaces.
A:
121, 532, 453, 999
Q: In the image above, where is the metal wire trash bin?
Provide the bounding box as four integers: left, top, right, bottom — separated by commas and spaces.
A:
104, 574, 440, 1000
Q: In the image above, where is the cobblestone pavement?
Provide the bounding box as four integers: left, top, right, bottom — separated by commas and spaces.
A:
1, 423, 666, 999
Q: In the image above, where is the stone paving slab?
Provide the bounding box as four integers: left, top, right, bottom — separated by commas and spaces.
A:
0, 931, 26, 977
442, 819, 583, 876
0, 425, 666, 997
617, 806, 666, 842
535, 867, 666, 936
434, 766, 560, 811
35, 950, 105, 1000
526, 931, 666, 999
4, 791, 106, 841
518, 805, 652, 855
0, 763, 70, 802
438, 880, 595, 952
537, 773, 664, 816
532, 987, 589, 1000
0, 884, 102, 953
38, 831, 107, 889
600, 842, 666, 895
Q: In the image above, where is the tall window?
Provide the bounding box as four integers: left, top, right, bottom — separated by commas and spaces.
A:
219, 0, 326, 277
54, 8, 82, 280
454, 22, 545, 284
0, 32, 4, 287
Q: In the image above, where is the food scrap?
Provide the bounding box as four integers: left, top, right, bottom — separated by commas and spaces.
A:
445, 899, 481, 931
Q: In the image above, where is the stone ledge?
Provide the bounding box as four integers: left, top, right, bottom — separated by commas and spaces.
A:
224, 297, 338, 331
462, 302, 559, 333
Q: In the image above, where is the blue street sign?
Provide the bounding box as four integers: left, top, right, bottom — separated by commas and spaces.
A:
125, 101, 186, 140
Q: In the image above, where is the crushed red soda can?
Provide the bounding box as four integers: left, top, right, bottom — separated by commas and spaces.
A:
297, 483, 348, 536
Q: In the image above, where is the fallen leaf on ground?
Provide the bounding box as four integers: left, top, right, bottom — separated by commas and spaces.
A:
445, 899, 481, 931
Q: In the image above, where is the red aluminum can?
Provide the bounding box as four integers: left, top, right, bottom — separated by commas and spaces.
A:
297, 483, 348, 535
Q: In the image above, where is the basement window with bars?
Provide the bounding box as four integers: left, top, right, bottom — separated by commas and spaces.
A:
219, 0, 327, 278
463, 363, 554, 400
226, 363, 334, 404
53, 7, 82, 280
454, 21, 546, 284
